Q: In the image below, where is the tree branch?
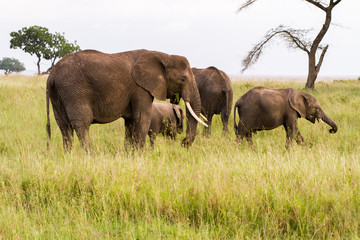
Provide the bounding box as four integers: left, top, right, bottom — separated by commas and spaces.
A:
304, 0, 327, 11
242, 25, 313, 72
279, 27, 311, 53
237, 0, 258, 12
315, 44, 328, 73
333, 0, 342, 7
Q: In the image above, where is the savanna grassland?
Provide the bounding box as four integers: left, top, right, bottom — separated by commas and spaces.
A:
0, 75, 360, 239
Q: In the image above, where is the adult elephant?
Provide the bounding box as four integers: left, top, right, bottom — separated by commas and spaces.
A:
192, 67, 233, 135
46, 49, 207, 151
234, 86, 337, 148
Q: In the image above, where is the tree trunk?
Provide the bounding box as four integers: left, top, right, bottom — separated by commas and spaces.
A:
305, 54, 318, 89
305, 2, 335, 89
37, 56, 41, 75
306, 73, 317, 89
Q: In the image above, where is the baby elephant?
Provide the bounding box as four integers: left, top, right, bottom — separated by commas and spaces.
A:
148, 102, 184, 146
234, 86, 338, 148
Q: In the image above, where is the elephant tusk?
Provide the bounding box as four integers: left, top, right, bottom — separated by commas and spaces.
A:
200, 113, 208, 122
185, 102, 208, 128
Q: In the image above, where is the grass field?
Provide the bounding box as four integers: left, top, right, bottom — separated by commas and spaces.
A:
0, 75, 360, 239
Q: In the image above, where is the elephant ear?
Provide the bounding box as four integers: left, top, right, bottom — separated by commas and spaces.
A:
132, 51, 168, 101
173, 105, 182, 122
289, 90, 306, 118
173, 105, 183, 129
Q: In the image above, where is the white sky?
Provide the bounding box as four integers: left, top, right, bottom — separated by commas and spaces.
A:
0, 0, 359, 77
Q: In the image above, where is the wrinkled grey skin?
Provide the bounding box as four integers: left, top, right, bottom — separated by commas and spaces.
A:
234, 86, 338, 148
148, 102, 184, 146
192, 67, 233, 135
46, 49, 201, 151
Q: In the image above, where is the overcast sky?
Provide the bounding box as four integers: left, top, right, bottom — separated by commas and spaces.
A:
1, 0, 359, 77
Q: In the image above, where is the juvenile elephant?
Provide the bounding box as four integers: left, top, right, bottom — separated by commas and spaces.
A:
46, 49, 207, 151
192, 67, 233, 135
234, 86, 337, 148
148, 102, 184, 146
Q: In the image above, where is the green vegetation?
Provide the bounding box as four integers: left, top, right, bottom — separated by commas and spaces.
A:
9, 25, 80, 75
0, 75, 359, 239
0, 57, 25, 75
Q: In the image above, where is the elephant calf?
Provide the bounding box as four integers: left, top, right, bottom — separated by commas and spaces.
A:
234, 86, 338, 148
148, 102, 184, 146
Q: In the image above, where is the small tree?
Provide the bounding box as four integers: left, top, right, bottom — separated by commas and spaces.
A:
10, 26, 52, 75
10, 25, 80, 75
44, 32, 81, 73
0, 57, 26, 75
238, 0, 342, 89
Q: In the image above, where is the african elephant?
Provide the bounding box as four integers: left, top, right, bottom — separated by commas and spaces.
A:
148, 102, 184, 146
234, 86, 337, 148
192, 67, 233, 135
46, 49, 207, 151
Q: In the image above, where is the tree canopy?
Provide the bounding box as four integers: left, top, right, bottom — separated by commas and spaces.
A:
10, 25, 80, 75
0, 57, 26, 75
44, 32, 81, 73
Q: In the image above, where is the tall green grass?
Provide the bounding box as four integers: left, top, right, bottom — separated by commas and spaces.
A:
0, 75, 359, 239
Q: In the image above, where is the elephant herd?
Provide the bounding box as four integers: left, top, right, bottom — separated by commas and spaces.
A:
46, 49, 337, 151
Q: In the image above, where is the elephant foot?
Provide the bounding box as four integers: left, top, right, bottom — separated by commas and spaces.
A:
222, 129, 230, 137
296, 141, 306, 146
181, 137, 194, 147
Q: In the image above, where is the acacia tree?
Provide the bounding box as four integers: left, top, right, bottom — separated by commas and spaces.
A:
44, 32, 81, 73
239, 0, 342, 89
10, 25, 80, 75
10, 26, 52, 75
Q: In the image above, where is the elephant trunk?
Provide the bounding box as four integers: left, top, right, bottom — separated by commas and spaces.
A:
181, 80, 203, 147
320, 110, 337, 134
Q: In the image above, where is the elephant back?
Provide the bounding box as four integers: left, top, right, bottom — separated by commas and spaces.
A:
192, 66, 233, 115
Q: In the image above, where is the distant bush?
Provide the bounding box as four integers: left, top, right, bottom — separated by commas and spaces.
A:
0, 57, 25, 74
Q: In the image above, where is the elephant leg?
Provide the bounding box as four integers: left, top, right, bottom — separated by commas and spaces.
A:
221, 110, 230, 134
283, 120, 297, 149
74, 125, 92, 151
168, 124, 177, 140
284, 124, 293, 149
170, 126, 177, 140
148, 130, 156, 148
132, 114, 152, 149
236, 126, 253, 146
202, 113, 213, 137
52, 105, 74, 151
243, 131, 253, 146
235, 120, 248, 142
295, 130, 305, 145
132, 115, 152, 149
130, 88, 153, 149
60, 126, 74, 152
67, 105, 93, 152
124, 118, 135, 151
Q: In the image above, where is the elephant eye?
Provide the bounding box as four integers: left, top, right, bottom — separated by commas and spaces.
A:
181, 77, 186, 82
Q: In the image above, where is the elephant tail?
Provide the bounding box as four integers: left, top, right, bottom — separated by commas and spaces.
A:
46, 89, 51, 148
234, 102, 238, 131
